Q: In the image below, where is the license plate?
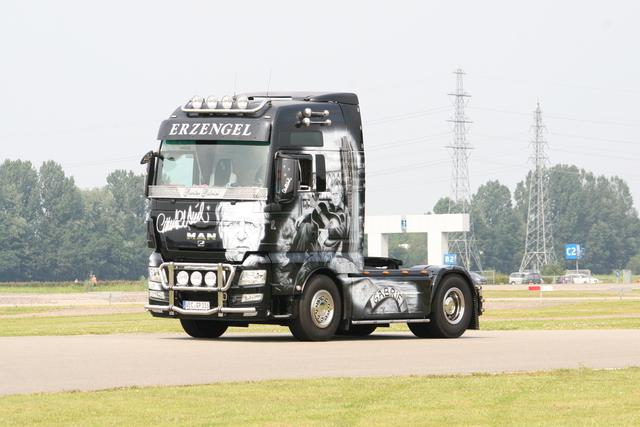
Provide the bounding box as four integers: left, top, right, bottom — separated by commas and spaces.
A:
183, 300, 210, 310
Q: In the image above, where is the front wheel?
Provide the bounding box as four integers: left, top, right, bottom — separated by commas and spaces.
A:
409, 275, 472, 339
180, 319, 228, 338
289, 275, 341, 341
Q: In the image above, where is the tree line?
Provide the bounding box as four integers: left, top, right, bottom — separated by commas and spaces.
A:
2, 159, 639, 281
384, 164, 640, 275
0, 159, 149, 282
430, 164, 640, 275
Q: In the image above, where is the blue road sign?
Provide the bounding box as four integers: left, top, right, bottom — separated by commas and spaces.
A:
444, 254, 456, 265
565, 244, 584, 260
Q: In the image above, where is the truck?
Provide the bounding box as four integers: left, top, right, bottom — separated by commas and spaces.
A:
141, 92, 483, 341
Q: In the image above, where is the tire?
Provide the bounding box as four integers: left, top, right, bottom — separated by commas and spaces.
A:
410, 275, 472, 339
336, 324, 377, 337
289, 275, 341, 341
407, 322, 431, 338
180, 319, 228, 338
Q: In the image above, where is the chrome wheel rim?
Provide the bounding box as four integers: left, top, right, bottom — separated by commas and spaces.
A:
311, 290, 334, 328
442, 287, 465, 325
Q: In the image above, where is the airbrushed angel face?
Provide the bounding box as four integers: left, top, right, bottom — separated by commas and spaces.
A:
217, 201, 266, 262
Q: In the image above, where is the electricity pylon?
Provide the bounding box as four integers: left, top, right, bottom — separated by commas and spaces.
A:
446, 68, 483, 271
520, 100, 557, 272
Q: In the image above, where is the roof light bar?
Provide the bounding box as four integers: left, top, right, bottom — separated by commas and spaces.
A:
181, 96, 270, 114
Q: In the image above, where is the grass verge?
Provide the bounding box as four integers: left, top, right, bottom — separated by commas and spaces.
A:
483, 289, 640, 299
1, 368, 639, 426
1, 299, 639, 336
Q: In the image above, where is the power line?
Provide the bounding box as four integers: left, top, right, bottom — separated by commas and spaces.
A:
469, 74, 640, 95
62, 156, 141, 169
364, 106, 451, 126
468, 106, 640, 127
2, 121, 157, 140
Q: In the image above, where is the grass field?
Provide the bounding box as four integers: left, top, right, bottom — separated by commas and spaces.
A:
1, 287, 638, 426
1, 368, 639, 426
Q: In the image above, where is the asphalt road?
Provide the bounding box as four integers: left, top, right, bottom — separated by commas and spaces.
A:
2, 329, 639, 396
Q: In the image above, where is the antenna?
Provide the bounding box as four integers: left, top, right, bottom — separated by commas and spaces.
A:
234, 74, 237, 97
266, 70, 273, 97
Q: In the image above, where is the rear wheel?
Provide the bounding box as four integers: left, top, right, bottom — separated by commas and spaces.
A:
180, 319, 228, 338
409, 275, 472, 339
289, 275, 341, 341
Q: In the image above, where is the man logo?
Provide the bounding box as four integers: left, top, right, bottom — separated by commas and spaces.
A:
187, 232, 216, 240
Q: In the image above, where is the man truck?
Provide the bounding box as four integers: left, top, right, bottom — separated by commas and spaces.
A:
142, 92, 483, 341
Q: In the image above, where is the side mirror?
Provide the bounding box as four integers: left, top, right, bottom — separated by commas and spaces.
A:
141, 151, 157, 197
140, 150, 155, 165
275, 156, 298, 202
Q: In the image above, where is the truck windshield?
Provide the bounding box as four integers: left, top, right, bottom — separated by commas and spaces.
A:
157, 140, 269, 188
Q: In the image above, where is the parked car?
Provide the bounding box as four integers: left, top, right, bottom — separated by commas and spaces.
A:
470, 272, 487, 284
509, 272, 543, 284
509, 272, 526, 284
556, 276, 568, 284
564, 274, 591, 284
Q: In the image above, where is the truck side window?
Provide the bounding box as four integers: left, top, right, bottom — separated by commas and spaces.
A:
315, 154, 326, 192
279, 131, 323, 147
299, 158, 312, 191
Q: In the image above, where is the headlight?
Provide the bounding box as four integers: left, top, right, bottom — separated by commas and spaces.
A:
149, 290, 167, 300
241, 293, 263, 303
148, 267, 165, 290
238, 270, 267, 286
148, 267, 163, 283
148, 280, 163, 291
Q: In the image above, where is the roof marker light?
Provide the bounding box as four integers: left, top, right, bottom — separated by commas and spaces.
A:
206, 95, 218, 109
221, 95, 233, 109
191, 95, 203, 109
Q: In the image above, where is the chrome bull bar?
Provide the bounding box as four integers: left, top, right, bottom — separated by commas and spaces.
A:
144, 262, 257, 317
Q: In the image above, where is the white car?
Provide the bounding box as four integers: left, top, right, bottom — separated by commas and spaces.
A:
564, 274, 591, 284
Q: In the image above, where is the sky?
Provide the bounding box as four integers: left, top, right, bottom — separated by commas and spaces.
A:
2, 1, 639, 216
